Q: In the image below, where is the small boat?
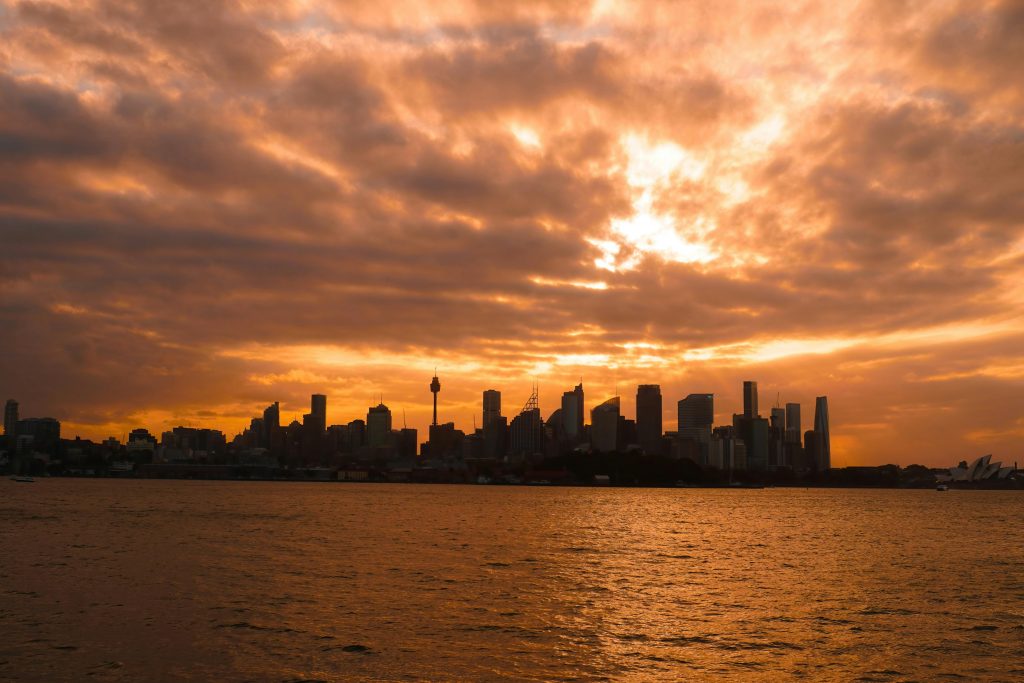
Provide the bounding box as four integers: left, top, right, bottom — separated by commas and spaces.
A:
936, 484, 948, 491
10, 476, 35, 483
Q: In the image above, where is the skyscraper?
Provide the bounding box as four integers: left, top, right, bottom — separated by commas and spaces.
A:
769, 407, 786, 470
262, 401, 280, 450
509, 408, 542, 457
591, 397, 620, 453
814, 396, 831, 470
367, 403, 392, 448
482, 390, 501, 429
311, 394, 326, 431
636, 384, 663, 454
785, 402, 801, 443
561, 382, 584, 441
677, 393, 713, 439
4, 399, 18, 437
743, 381, 758, 418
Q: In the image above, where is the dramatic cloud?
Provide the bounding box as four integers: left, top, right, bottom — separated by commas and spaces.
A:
1, 0, 1022, 465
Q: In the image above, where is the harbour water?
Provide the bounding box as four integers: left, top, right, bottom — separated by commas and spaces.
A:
1, 480, 1022, 681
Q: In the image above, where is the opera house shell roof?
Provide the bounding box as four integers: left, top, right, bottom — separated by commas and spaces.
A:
941, 455, 1015, 482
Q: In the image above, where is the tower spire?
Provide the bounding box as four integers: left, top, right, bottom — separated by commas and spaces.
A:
430, 372, 441, 426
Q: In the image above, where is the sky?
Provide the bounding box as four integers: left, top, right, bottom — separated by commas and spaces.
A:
1, 0, 1022, 466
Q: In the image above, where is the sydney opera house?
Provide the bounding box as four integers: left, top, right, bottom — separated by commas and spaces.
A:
939, 455, 1016, 483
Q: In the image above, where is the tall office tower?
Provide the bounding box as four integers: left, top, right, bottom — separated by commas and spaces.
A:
804, 429, 823, 472
636, 384, 663, 454
509, 408, 542, 457
742, 417, 770, 471
509, 386, 542, 457
769, 407, 786, 470
262, 401, 280, 449
16, 417, 61, 456
677, 393, 714, 438
785, 402, 801, 443
310, 394, 327, 430
397, 428, 418, 459
366, 403, 392, 448
430, 375, 441, 426
483, 415, 508, 459
743, 381, 758, 418
482, 390, 501, 429
263, 402, 280, 431
591, 397, 620, 453
814, 396, 831, 470
347, 419, 366, 449
4, 399, 18, 436
561, 382, 585, 441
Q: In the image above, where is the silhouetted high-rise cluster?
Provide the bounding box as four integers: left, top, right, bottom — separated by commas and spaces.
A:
224, 377, 832, 474
1, 377, 832, 478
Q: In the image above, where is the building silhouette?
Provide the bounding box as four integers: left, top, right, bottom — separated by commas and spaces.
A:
15, 416, 61, 457
482, 390, 501, 429
804, 429, 824, 472
366, 403, 392, 448
560, 383, 584, 442
262, 402, 280, 451
678, 393, 713, 440
814, 396, 831, 470
591, 397, 620, 453
636, 384, 663, 455
428, 422, 461, 458
509, 386, 542, 458
483, 415, 507, 459
347, 419, 366, 450
398, 427, 418, 459
785, 402, 801, 443
4, 399, 17, 438
311, 394, 327, 432
743, 380, 758, 418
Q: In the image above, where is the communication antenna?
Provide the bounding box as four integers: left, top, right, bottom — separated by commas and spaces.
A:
775, 392, 781, 409
403, 408, 407, 429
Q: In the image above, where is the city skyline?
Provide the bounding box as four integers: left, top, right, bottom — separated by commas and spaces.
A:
0, 362, 1015, 468
2, 1, 1023, 467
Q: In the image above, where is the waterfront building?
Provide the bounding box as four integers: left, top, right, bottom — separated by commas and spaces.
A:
14, 417, 60, 456
561, 383, 585, 442
483, 414, 508, 459
804, 429, 824, 472
310, 394, 327, 433
591, 397, 620, 453
636, 384, 663, 455
4, 399, 17, 437
482, 390, 501, 429
509, 408, 542, 458
366, 403, 392, 448
785, 402, 801, 444
814, 396, 831, 470
743, 381, 759, 418
428, 422, 462, 458
678, 393, 713, 439
262, 402, 281, 450
398, 428, 418, 459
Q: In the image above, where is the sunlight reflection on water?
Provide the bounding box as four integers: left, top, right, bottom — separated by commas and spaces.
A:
1, 481, 1022, 681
